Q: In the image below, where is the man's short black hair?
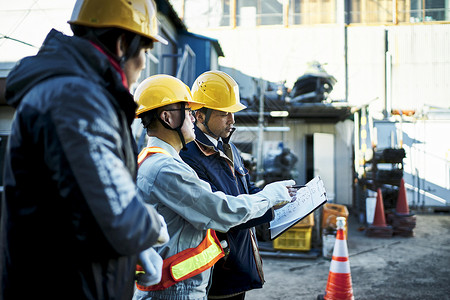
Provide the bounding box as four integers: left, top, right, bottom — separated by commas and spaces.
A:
140, 110, 158, 134
71, 25, 154, 59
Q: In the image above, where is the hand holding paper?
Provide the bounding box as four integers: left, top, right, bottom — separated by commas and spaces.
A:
270, 176, 328, 239
273, 184, 300, 209
258, 179, 296, 207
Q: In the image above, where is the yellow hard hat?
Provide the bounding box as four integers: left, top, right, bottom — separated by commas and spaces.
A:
135, 75, 205, 116
68, 0, 168, 45
191, 71, 246, 113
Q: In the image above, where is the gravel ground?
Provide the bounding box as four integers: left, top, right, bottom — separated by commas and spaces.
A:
246, 212, 450, 300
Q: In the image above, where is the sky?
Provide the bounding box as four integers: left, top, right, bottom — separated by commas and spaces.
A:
0, 0, 76, 62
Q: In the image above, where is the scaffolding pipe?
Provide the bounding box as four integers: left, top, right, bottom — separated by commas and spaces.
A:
256, 79, 266, 182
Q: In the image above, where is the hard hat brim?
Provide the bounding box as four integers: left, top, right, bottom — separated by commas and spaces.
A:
137, 99, 204, 117
207, 102, 247, 113
68, 20, 168, 45
188, 102, 205, 111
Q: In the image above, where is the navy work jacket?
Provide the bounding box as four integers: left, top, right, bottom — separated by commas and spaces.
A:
180, 125, 274, 297
1, 30, 161, 300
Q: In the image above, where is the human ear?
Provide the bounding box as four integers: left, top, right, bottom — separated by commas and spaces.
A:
160, 110, 173, 127
116, 34, 126, 57
195, 111, 204, 123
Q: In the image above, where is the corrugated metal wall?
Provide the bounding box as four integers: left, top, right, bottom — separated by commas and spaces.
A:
388, 24, 450, 110
347, 26, 386, 111
347, 23, 450, 111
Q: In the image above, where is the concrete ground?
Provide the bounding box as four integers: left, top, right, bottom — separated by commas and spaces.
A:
246, 212, 450, 300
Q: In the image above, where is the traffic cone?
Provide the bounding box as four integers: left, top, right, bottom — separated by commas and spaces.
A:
320, 217, 354, 300
372, 188, 387, 227
387, 178, 416, 237
365, 188, 393, 237
395, 178, 409, 215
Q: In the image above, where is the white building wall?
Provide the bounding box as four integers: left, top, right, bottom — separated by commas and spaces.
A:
195, 25, 347, 101
375, 119, 450, 207
193, 23, 450, 111
389, 24, 450, 110
346, 26, 386, 112
335, 119, 354, 205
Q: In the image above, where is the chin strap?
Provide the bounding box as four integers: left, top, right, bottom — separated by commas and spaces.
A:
201, 108, 236, 144
201, 108, 216, 139
222, 127, 236, 144
201, 108, 224, 141
158, 103, 188, 150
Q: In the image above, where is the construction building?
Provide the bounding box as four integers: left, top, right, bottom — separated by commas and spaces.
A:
1, 0, 449, 220
169, 0, 450, 214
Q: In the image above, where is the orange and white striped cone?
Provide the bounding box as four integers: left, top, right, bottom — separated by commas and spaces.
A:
323, 217, 354, 300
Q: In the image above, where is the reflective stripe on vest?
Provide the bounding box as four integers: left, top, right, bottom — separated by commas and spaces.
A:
137, 146, 173, 167
135, 147, 225, 291
136, 229, 225, 291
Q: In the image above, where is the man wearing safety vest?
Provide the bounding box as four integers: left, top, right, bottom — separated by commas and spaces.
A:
180, 71, 274, 299
132, 74, 297, 300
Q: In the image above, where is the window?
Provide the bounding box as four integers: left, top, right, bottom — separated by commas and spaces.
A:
348, 0, 394, 24
175, 0, 450, 28
348, 0, 449, 24
289, 0, 336, 25
237, 0, 283, 26
410, 0, 448, 22
182, 0, 231, 28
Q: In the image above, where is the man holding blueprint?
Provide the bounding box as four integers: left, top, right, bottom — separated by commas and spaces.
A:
270, 176, 328, 239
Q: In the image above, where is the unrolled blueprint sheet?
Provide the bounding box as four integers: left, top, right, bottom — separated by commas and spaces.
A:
270, 176, 328, 240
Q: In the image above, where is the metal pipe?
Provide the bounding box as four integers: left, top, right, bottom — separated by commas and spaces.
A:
256, 79, 266, 182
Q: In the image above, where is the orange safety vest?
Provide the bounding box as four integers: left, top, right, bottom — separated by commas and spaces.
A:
135, 147, 225, 291
137, 146, 173, 167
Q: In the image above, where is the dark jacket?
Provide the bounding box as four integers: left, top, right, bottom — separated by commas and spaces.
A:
180, 125, 273, 297
0, 30, 161, 300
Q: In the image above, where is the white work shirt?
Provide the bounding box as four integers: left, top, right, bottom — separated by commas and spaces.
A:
204, 133, 221, 147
